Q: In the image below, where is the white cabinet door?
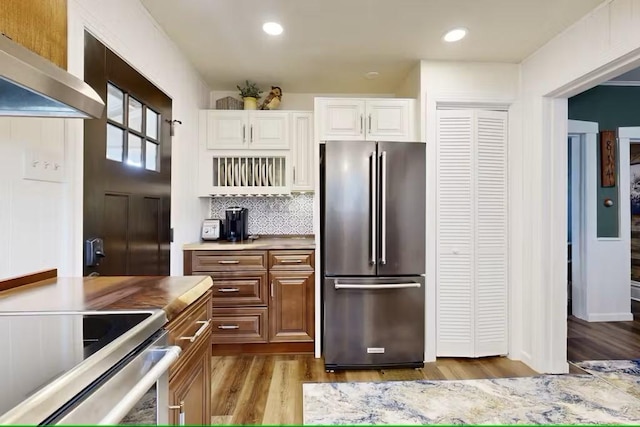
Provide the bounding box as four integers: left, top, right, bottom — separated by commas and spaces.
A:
291, 112, 314, 192
317, 99, 365, 141
249, 111, 289, 149
206, 111, 248, 150
366, 99, 413, 141
436, 109, 508, 358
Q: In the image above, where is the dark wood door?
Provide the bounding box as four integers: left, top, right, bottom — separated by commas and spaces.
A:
169, 335, 212, 425
83, 32, 171, 276
269, 270, 314, 342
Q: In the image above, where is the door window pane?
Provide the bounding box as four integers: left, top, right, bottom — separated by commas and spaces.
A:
107, 84, 124, 123
127, 133, 143, 167
128, 97, 143, 132
145, 141, 158, 171
146, 109, 159, 140
106, 124, 124, 162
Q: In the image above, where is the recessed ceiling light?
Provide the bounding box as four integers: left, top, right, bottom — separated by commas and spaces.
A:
365, 71, 380, 79
263, 22, 283, 36
443, 27, 467, 43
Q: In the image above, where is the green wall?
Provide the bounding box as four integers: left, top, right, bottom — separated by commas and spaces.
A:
568, 86, 640, 237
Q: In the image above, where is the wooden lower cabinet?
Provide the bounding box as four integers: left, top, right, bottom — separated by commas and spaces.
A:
184, 248, 315, 353
169, 334, 212, 425
166, 290, 212, 425
269, 270, 314, 342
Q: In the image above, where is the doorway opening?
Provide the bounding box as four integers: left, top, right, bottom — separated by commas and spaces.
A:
566, 88, 640, 362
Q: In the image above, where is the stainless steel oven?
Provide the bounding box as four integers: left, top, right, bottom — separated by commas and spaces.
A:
0, 310, 180, 425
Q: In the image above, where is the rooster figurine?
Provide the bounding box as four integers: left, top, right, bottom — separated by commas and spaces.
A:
259, 86, 283, 110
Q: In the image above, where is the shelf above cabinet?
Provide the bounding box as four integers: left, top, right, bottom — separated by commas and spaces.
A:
199, 154, 290, 196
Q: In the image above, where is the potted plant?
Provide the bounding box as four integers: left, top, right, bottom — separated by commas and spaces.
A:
237, 80, 263, 110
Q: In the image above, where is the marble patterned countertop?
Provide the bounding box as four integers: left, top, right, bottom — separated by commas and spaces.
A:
183, 235, 315, 250
0, 275, 212, 321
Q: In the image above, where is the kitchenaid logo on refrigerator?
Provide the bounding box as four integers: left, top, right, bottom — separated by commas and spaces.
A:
367, 347, 385, 354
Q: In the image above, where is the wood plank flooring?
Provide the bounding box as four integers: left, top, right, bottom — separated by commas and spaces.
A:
209, 301, 640, 424
567, 300, 640, 361
210, 355, 537, 425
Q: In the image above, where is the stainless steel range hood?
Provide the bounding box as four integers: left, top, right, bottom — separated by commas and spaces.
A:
0, 35, 104, 119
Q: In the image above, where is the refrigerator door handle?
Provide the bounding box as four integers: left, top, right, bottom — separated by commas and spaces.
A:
380, 151, 387, 265
334, 281, 421, 290
370, 151, 377, 265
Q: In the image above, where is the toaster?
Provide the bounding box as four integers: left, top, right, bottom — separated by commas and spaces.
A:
201, 219, 223, 241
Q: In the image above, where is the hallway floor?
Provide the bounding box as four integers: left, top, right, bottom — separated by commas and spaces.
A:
568, 300, 640, 361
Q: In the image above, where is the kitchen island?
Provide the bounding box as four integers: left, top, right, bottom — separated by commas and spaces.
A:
0, 272, 213, 425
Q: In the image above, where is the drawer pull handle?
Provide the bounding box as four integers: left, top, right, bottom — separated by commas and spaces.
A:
217, 325, 240, 330
280, 259, 303, 264
180, 320, 210, 342
218, 288, 240, 293
218, 260, 240, 264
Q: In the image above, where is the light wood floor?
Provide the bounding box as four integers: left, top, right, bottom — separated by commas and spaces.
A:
210, 355, 537, 425
209, 301, 640, 425
567, 300, 640, 362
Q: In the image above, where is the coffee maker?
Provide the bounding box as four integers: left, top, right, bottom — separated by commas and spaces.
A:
225, 207, 249, 242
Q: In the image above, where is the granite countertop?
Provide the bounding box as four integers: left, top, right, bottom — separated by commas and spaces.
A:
183, 235, 315, 250
0, 275, 212, 322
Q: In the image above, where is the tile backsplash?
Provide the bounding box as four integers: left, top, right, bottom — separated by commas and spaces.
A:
209, 194, 314, 235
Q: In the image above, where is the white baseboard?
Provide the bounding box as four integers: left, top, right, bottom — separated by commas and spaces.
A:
585, 312, 634, 322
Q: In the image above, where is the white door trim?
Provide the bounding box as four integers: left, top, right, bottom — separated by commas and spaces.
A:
568, 120, 597, 321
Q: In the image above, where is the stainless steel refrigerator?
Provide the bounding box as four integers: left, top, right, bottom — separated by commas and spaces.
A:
322, 140, 425, 370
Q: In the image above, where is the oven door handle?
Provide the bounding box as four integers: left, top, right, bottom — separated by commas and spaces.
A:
98, 346, 181, 425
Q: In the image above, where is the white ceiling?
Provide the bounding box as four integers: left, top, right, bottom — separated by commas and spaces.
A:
141, 0, 605, 94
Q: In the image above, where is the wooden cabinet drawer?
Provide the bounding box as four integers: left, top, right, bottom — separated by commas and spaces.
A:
269, 250, 314, 271
211, 307, 268, 344
211, 272, 267, 306
192, 251, 266, 272
168, 290, 213, 362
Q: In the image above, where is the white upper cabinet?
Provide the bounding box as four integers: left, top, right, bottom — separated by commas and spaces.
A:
249, 111, 290, 149
205, 111, 248, 150
291, 112, 314, 192
366, 99, 412, 141
316, 98, 416, 141
204, 110, 289, 150
317, 99, 366, 140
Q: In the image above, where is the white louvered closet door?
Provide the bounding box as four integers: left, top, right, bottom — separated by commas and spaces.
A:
436, 110, 475, 357
436, 109, 508, 358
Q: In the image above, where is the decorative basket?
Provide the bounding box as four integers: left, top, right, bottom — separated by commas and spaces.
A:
215, 96, 244, 110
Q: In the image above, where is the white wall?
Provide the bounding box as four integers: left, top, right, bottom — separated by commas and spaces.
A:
63, 0, 211, 276
0, 119, 67, 279
519, 0, 640, 373
420, 60, 520, 362
210, 90, 394, 111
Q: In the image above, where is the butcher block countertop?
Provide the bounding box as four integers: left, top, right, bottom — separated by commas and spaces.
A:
183, 235, 315, 251
0, 275, 212, 321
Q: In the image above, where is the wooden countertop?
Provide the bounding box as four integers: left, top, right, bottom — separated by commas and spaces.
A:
0, 275, 212, 322
183, 236, 315, 251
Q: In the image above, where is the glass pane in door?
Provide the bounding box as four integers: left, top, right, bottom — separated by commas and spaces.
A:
128, 97, 143, 132
127, 133, 143, 167
106, 124, 124, 162
107, 84, 124, 124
